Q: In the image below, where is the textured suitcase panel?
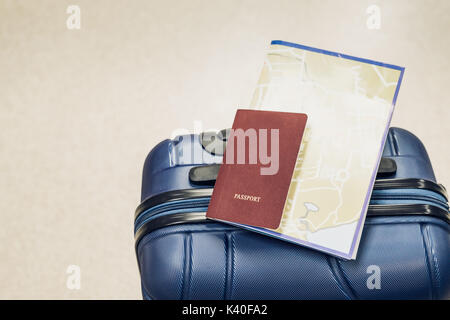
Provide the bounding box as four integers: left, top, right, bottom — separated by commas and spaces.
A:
137, 217, 450, 300
138, 233, 187, 300
136, 127, 450, 300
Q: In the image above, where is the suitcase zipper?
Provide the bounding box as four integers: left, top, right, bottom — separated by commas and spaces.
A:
134, 190, 448, 233
134, 203, 450, 248
134, 199, 210, 233
373, 178, 447, 198
134, 178, 450, 244
370, 190, 448, 210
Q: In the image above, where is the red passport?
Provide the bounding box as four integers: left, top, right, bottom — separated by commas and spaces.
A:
207, 109, 308, 229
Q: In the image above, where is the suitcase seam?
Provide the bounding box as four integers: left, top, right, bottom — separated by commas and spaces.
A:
230, 233, 235, 300
181, 233, 193, 300
223, 233, 228, 300
224, 232, 235, 300
425, 224, 441, 295
179, 234, 187, 300
326, 257, 356, 300
420, 223, 437, 299
188, 233, 194, 299
336, 259, 359, 299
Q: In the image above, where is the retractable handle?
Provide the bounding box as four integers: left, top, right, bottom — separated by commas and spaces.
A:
189, 158, 397, 186
193, 128, 398, 185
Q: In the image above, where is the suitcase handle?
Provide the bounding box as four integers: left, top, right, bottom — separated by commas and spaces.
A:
189, 158, 398, 186
189, 164, 221, 186
377, 158, 397, 176
198, 128, 397, 179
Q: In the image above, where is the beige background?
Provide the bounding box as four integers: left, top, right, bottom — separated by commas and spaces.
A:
0, 0, 448, 299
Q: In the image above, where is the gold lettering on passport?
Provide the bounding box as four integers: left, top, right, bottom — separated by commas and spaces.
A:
234, 193, 261, 203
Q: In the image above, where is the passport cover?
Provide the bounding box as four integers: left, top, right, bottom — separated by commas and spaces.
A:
206, 109, 307, 229
246, 40, 404, 259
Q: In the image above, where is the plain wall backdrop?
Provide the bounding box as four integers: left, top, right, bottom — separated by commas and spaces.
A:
0, 0, 449, 299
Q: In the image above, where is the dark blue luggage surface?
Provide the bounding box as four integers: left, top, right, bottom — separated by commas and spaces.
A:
135, 127, 450, 300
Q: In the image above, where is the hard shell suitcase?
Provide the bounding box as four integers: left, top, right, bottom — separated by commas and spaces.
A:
134, 127, 450, 300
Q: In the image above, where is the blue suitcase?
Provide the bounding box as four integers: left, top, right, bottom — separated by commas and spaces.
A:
134, 127, 450, 300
